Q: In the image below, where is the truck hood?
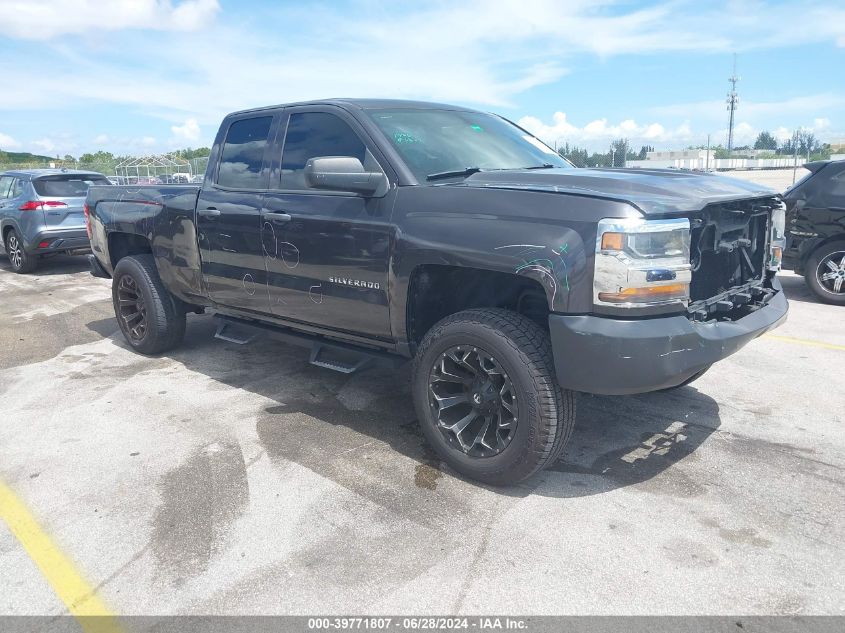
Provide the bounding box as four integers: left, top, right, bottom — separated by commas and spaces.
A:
451, 167, 777, 216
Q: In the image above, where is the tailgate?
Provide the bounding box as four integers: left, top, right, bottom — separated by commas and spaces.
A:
33, 174, 109, 229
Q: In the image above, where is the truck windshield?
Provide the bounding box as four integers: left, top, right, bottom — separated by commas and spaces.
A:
367, 109, 571, 181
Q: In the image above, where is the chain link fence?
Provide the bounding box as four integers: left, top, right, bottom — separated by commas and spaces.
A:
0, 156, 209, 183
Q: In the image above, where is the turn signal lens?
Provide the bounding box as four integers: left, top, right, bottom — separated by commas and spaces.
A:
770, 246, 782, 268
598, 283, 689, 304
601, 232, 624, 251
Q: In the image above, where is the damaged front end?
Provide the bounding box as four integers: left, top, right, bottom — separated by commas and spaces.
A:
687, 197, 785, 322
552, 194, 788, 395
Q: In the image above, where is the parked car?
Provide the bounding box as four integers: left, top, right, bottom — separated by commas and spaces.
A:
783, 159, 845, 305
0, 169, 111, 273
85, 99, 788, 485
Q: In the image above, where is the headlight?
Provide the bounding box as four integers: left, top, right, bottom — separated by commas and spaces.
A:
595, 218, 691, 307
768, 202, 786, 270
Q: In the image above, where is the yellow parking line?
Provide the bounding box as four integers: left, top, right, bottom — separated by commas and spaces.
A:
763, 333, 845, 352
0, 480, 122, 633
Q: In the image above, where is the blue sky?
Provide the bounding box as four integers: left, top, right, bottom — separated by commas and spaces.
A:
0, 0, 843, 157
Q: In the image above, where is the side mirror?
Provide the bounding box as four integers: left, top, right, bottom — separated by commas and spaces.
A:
304, 156, 387, 196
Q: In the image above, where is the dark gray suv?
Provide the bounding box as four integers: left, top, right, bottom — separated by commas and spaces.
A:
0, 169, 110, 273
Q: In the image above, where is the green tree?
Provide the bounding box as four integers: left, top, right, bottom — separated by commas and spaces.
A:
609, 138, 629, 167
638, 144, 654, 160
79, 150, 116, 164
558, 144, 589, 167
753, 131, 778, 150
779, 130, 820, 156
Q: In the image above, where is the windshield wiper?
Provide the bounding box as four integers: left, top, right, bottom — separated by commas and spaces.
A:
426, 167, 483, 181
523, 163, 557, 170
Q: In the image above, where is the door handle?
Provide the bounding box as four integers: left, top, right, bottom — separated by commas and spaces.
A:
262, 212, 292, 223
198, 207, 221, 217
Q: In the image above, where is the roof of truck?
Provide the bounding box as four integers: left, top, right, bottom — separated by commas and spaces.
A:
228, 98, 477, 117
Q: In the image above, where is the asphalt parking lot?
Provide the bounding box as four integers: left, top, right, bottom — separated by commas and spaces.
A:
1, 253, 843, 616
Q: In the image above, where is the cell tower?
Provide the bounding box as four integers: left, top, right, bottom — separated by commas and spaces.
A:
726, 53, 740, 154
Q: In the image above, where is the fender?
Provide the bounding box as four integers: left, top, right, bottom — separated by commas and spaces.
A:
388, 185, 642, 346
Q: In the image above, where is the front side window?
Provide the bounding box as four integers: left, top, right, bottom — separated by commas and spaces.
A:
280, 112, 367, 190
217, 116, 273, 189
367, 108, 570, 181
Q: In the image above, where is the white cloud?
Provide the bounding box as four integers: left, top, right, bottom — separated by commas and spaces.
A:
518, 112, 696, 148
32, 138, 56, 154
139, 136, 157, 147
93, 134, 110, 144
0, 132, 22, 149
171, 118, 201, 142
0, 0, 220, 40
0, 1, 842, 154
519, 112, 837, 151
3, 0, 841, 124
652, 94, 845, 122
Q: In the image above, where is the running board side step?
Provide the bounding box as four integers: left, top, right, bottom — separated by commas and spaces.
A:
213, 314, 405, 374
214, 320, 258, 345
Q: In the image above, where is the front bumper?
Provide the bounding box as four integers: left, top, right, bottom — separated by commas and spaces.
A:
549, 277, 788, 395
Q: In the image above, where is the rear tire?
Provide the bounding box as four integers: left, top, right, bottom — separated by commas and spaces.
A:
5, 229, 37, 273
805, 240, 845, 306
112, 254, 186, 354
412, 308, 576, 486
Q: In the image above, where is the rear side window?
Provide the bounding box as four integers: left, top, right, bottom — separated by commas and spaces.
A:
0, 176, 13, 199
217, 116, 273, 189
11, 179, 25, 198
280, 112, 366, 190
33, 175, 109, 197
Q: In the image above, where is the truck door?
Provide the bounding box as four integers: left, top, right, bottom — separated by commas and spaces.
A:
197, 114, 276, 313
261, 107, 394, 340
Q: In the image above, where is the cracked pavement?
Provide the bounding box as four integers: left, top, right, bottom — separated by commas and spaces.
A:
1, 254, 843, 615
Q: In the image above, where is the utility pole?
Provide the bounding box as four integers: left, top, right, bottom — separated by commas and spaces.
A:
726, 53, 740, 155
792, 130, 799, 184
706, 134, 711, 172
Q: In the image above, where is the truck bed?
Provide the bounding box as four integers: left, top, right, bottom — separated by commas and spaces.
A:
86, 184, 205, 303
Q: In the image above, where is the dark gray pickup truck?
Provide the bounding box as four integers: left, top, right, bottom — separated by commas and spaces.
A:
86, 99, 788, 485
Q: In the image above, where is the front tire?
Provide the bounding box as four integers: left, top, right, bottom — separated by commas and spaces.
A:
805, 240, 845, 306
5, 229, 37, 273
112, 254, 186, 354
412, 308, 575, 486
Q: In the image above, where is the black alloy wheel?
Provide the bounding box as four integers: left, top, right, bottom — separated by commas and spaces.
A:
117, 273, 148, 341
429, 345, 519, 458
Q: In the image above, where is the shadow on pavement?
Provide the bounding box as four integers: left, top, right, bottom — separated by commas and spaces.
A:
777, 272, 821, 305
0, 250, 91, 276
90, 313, 722, 501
